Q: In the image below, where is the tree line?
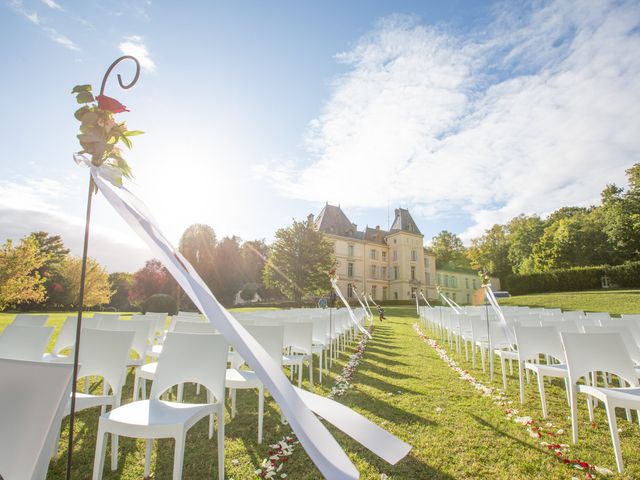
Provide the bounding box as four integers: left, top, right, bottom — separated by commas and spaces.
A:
0, 216, 335, 311
426, 163, 640, 284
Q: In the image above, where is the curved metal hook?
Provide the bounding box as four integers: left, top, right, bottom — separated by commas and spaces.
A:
99, 55, 141, 96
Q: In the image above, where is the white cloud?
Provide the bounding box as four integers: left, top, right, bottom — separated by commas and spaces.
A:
40, 0, 62, 10
263, 2, 640, 240
119, 36, 156, 73
42, 27, 80, 51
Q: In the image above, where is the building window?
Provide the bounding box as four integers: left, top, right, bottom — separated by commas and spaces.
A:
443, 275, 449, 287
348, 262, 354, 277
382, 251, 386, 260
348, 244, 354, 257
411, 250, 417, 261
452, 293, 457, 302
411, 266, 416, 280
451, 276, 458, 288
392, 249, 398, 261
372, 285, 377, 299
370, 249, 377, 260
347, 283, 353, 298
394, 291, 398, 300
382, 286, 388, 300
393, 266, 399, 280
370, 265, 377, 279
411, 287, 417, 298
473, 278, 477, 289
424, 257, 429, 267
426, 272, 431, 284
382, 266, 387, 279
466, 293, 471, 304
437, 273, 442, 285
465, 278, 469, 289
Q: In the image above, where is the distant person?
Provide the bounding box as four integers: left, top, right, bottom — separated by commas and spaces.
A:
377, 305, 386, 322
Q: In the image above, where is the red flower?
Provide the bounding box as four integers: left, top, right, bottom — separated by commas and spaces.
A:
97, 94, 129, 113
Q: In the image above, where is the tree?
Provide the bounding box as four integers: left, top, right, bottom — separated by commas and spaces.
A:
108, 272, 134, 310
0, 235, 47, 310
427, 231, 469, 269
241, 239, 268, 284
263, 218, 335, 301
178, 224, 217, 283
129, 259, 176, 305
467, 224, 512, 281
506, 215, 545, 274
56, 255, 113, 307
209, 236, 245, 305
29, 231, 70, 306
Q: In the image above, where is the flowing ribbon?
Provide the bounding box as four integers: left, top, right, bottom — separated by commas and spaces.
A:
330, 279, 372, 339
88, 168, 406, 478
368, 294, 379, 308
362, 292, 374, 320
419, 291, 432, 308
438, 290, 461, 314
483, 285, 515, 345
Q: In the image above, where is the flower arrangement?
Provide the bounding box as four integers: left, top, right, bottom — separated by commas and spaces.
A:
71, 84, 143, 185
412, 323, 613, 479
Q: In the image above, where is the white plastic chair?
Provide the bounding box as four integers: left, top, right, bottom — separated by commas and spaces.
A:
98, 318, 151, 367
11, 314, 49, 327
282, 322, 314, 387
561, 332, 640, 473
514, 325, 568, 418
0, 325, 54, 361
0, 359, 73, 480
93, 332, 228, 480
226, 325, 284, 443
43, 315, 101, 363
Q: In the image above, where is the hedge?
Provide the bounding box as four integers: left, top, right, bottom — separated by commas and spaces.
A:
505, 262, 640, 295
142, 293, 178, 316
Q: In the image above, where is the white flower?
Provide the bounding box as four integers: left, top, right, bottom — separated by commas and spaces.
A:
435, 407, 443, 413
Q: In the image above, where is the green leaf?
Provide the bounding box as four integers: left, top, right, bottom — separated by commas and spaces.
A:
74, 106, 90, 121
123, 130, 145, 137
120, 134, 132, 149
71, 84, 92, 94
76, 91, 95, 104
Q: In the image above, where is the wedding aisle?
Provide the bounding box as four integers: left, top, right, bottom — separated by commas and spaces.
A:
43, 307, 640, 479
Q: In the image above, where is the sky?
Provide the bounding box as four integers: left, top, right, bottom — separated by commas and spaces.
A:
1, 0, 639, 273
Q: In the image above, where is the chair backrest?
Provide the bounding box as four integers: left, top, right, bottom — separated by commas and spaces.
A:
240, 325, 284, 367
11, 314, 48, 327
577, 318, 601, 329
151, 332, 228, 403
91, 313, 121, 321
585, 311, 611, 322
177, 310, 201, 317
283, 322, 313, 354
514, 325, 565, 363
0, 325, 54, 361
77, 329, 134, 396
52, 315, 101, 355
0, 359, 73, 480
582, 325, 640, 364
98, 318, 150, 360
173, 320, 218, 334
541, 319, 580, 333
561, 332, 639, 387
561, 311, 583, 321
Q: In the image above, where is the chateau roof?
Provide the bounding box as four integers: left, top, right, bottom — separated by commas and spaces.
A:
363, 226, 388, 244
390, 208, 422, 235
315, 204, 362, 239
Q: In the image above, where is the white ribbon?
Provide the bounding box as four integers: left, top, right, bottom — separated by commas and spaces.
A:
330, 278, 372, 339
415, 292, 420, 315
354, 289, 371, 322
438, 290, 461, 314
368, 294, 379, 308
362, 291, 374, 320
419, 291, 432, 308
483, 285, 515, 345
88, 168, 407, 479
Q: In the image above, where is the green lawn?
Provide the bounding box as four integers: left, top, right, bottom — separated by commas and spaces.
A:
1, 308, 639, 478
499, 289, 640, 315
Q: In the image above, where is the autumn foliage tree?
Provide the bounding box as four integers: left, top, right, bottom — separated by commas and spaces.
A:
54, 255, 113, 308
0, 235, 47, 310
129, 259, 176, 306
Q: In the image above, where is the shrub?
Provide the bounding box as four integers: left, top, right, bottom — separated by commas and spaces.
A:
142, 293, 177, 315
505, 261, 640, 295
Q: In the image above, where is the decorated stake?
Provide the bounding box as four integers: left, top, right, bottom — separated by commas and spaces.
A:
66, 56, 142, 480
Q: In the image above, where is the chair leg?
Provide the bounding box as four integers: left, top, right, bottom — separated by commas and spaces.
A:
110, 433, 119, 471
519, 363, 525, 404
604, 402, 624, 473
536, 373, 548, 418
298, 362, 303, 388
500, 356, 507, 390
172, 433, 187, 480
144, 439, 153, 478
569, 385, 579, 444
258, 386, 264, 444
309, 358, 313, 386
92, 429, 108, 480
133, 372, 140, 402
177, 383, 184, 402
231, 389, 237, 418
217, 406, 225, 480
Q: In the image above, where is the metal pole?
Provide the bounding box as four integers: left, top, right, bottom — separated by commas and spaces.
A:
66, 176, 94, 479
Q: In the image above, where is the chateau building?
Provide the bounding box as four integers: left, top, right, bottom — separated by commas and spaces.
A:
312, 204, 438, 301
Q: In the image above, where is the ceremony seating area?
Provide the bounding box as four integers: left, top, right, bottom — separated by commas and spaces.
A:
0, 307, 367, 479
419, 304, 640, 473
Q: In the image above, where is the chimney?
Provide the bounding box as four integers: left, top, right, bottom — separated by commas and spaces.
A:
375, 225, 380, 230
307, 213, 314, 224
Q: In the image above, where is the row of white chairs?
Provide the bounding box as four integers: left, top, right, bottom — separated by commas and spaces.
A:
420, 305, 640, 473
